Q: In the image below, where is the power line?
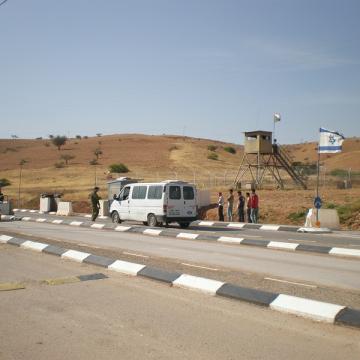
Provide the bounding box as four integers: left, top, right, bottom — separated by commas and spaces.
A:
0, 0, 9, 7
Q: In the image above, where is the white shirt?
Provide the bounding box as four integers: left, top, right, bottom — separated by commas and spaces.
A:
218, 195, 224, 207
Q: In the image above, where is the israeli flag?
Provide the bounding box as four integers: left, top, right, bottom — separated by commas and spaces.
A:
274, 113, 281, 122
319, 128, 345, 153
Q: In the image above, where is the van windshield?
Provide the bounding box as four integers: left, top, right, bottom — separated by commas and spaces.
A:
183, 186, 194, 200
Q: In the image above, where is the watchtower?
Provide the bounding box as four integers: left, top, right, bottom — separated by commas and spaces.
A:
234, 130, 307, 189
244, 131, 273, 154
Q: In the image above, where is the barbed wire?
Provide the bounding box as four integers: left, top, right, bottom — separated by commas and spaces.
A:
0, 0, 9, 7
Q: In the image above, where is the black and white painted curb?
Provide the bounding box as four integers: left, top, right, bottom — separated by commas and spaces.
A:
194, 220, 332, 234
14, 209, 331, 233
1, 233, 359, 329
14, 215, 360, 259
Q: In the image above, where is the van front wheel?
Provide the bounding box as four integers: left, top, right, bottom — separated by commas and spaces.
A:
111, 211, 121, 224
147, 214, 158, 227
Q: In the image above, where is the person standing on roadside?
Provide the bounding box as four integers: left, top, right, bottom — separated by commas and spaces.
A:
227, 189, 234, 222
90, 186, 101, 222
246, 192, 252, 223
237, 190, 245, 222
250, 189, 259, 224
217, 192, 224, 221
0, 188, 4, 203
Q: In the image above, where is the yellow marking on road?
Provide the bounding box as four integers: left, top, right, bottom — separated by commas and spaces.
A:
42, 276, 80, 286
0, 282, 26, 291
181, 263, 219, 271
264, 277, 317, 288
123, 251, 149, 258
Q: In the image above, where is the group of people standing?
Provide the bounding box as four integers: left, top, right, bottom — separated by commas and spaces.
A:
218, 188, 259, 224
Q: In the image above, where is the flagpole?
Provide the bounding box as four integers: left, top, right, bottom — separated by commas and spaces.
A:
316, 146, 320, 224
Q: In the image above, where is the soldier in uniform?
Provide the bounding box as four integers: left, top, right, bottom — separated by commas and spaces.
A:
90, 186, 101, 221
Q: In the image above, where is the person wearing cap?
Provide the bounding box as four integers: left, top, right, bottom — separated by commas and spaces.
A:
90, 186, 101, 221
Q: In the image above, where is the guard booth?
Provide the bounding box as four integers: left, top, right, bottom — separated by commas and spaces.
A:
40, 193, 62, 213
244, 131, 273, 154
107, 177, 138, 201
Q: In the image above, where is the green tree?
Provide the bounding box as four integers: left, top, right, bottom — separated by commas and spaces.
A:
51, 136, 67, 151
0, 178, 11, 187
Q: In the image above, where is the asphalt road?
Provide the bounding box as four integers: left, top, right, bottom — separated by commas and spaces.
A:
1, 245, 359, 360
14, 210, 360, 248
1, 221, 360, 292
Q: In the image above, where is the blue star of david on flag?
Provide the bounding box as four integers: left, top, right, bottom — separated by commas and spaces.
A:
319, 128, 345, 153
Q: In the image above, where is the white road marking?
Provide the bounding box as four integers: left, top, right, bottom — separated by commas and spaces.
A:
181, 263, 219, 271
238, 234, 262, 238
36, 218, 47, 223
264, 277, 317, 288
22, 217, 32, 221
288, 238, 316, 243
123, 252, 149, 259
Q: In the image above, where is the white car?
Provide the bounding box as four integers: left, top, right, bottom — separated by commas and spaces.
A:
109, 180, 198, 228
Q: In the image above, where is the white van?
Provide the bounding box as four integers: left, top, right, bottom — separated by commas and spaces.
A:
109, 180, 197, 228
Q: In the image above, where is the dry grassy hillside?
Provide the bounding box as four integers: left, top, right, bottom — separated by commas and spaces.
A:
1, 134, 360, 229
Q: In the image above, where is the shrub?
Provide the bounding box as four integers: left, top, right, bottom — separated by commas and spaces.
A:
54, 162, 65, 168
169, 145, 178, 151
84, 136, 89, 139
89, 159, 98, 166
207, 153, 218, 161
109, 163, 129, 173
96, 133, 102, 137
3, 147, 17, 153
35, 137, 42, 140
330, 169, 348, 177
0, 178, 11, 187
207, 145, 217, 152
60, 154, 75, 165
51, 135, 67, 151
223, 146, 236, 154
75, 135, 82, 139
287, 209, 307, 222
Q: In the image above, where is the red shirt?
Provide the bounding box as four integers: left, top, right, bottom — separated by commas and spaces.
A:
250, 194, 259, 209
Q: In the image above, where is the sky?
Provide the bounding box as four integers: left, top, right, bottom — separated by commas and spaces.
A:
0, 0, 359, 144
